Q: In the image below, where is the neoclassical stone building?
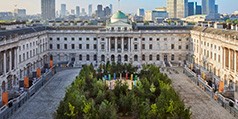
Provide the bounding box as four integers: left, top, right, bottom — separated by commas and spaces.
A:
0, 11, 237, 103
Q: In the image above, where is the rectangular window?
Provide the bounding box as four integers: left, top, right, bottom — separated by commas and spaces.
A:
64, 37, 67, 41
64, 44, 67, 49
142, 44, 145, 49
79, 38, 82, 41
71, 37, 75, 41
71, 44, 75, 49
134, 38, 137, 41
79, 44, 82, 49
19, 55, 21, 62
49, 44, 53, 49
57, 44, 60, 49
157, 38, 160, 41
171, 44, 174, 49
186, 45, 189, 49
57, 38, 60, 41
101, 44, 105, 50
86, 44, 90, 49
149, 38, 153, 41
149, 44, 153, 49
134, 44, 138, 50
94, 38, 97, 41
49, 37, 53, 41
142, 38, 145, 41
178, 45, 182, 49
86, 38, 89, 41
94, 44, 97, 50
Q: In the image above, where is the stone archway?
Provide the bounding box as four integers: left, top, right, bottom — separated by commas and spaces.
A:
111, 55, 115, 62
118, 55, 121, 63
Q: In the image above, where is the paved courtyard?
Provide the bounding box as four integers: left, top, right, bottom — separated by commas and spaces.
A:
164, 67, 236, 119
10, 68, 80, 119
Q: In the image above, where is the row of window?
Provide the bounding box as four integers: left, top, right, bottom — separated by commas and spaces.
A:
49, 44, 97, 50
203, 49, 221, 63
49, 37, 189, 42
50, 43, 189, 50
19, 39, 46, 51
19, 49, 37, 63
49, 37, 98, 41
56, 54, 180, 62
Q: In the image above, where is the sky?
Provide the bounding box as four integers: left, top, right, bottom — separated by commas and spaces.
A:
0, 0, 237, 15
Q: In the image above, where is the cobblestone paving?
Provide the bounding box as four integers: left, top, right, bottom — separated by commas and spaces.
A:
10, 69, 80, 119
164, 67, 236, 119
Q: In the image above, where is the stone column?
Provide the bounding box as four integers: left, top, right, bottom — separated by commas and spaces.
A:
128, 38, 131, 52
115, 37, 118, 53
229, 49, 231, 71
122, 37, 124, 53
3, 51, 6, 74
14, 48, 17, 69
108, 37, 111, 53
235, 50, 237, 73
9, 49, 12, 71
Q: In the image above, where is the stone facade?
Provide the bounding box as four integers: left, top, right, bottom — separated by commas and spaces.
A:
0, 24, 238, 103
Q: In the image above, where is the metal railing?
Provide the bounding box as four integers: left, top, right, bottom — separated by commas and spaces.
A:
0, 68, 55, 119
184, 66, 238, 118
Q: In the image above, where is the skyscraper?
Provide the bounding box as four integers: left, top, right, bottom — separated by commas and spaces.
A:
61, 4, 66, 17
202, 0, 216, 18
81, 8, 86, 16
202, 0, 215, 15
96, 5, 104, 18
41, 0, 55, 20
137, 8, 145, 16
167, 0, 188, 18
188, 2, 198, 16
196, 5, 202, 15
88, 4, 92, 16
104, 6, 111, 17
76, 6, 80, 17
109, 4, 113, 14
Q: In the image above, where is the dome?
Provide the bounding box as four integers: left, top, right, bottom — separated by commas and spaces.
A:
111, 11, 128, 23
111, 11, 127, 19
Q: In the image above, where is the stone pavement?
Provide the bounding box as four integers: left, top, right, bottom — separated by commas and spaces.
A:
164, 67, 236, 119
9, 68, 80, 119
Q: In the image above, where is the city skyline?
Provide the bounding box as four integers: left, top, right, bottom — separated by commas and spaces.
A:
0, 0, 237, 15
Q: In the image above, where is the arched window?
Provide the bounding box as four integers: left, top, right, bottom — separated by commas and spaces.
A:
134, 55, 138, 61
124, 55, 128, 61
157, 54, 160, 61
142, 54, 145, 61
86, 55, 90, 61
149, 55, 153, 61
101, 55, 105, 62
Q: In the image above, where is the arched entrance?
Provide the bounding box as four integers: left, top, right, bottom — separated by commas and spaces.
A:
118, 55, 121, 63
124, 55, 128, 62
111, 55, 115, 62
